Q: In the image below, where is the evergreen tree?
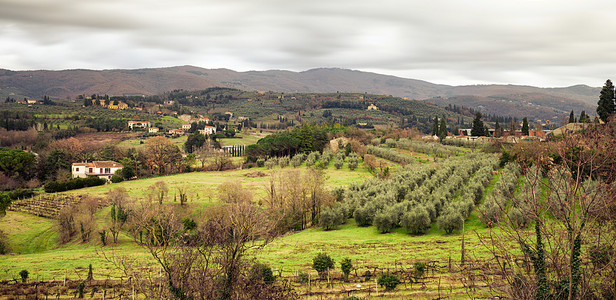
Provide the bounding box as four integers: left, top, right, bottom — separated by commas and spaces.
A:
494, 120, 502, 137
579, 110, 588, 123
521, 117, 529, 136
597, 79, 615, 122
431, 116, 439, 136
438, 117, 447, 140
569, 110, 575, 123
471, 112, 485, 136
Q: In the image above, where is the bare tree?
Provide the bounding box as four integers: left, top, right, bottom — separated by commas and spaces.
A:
109, 186, 290, 299
470, 123, 616, 299
148, 181, 168, 205
107, 188, 130, 243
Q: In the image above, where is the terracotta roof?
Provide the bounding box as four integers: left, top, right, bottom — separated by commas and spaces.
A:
92, 161, 123, 168
73, 162, 94, 167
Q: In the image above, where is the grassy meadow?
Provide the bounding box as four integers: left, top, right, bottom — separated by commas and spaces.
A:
0, 146, 508, 298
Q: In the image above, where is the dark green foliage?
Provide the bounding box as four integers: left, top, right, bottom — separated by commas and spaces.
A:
401, 206, 431, 235
347, 153, 359, 171
0, 194, 10, 218
77, 281, 85, 298
569, 110, 575, 123
312, 253, 335, 278
99, 230, 106, 246
353, 206, 373, 227
184, 133, 206, 153
0, 147, 36, 180
377, 273, 400, 291
432, 116, 439, 136
578, 110, 589, 123
438, 117, 447, 140
297, 272, 309, 283
334, 157, 344, 169
597, 79, 615, 122
471, 112, 486, 136
110, 174, 123, 183
413, 262, 426, 279
521, 117, 529, 136
182, 217, 197, 231
19, 269, 28, 283
437, 210, 463, 234
374, 209, 397, 233
44, 176, 106, 193
87, 264, 93, 281
250, 263, 275, 285
246, 124, 329, 157
340, 258, 353, 281
319, 206, 345, 230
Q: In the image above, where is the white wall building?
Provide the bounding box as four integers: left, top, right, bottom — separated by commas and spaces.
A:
72, 161, 123, 181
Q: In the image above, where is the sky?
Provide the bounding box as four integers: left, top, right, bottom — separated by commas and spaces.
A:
1, 0, 616, 87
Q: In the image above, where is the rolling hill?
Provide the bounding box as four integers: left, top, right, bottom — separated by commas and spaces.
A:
0, 66, 599, 120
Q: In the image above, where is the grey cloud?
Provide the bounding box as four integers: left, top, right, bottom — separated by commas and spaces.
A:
1, 0, 616, 86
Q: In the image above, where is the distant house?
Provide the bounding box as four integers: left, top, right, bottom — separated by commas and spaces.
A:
26, 99, 37, 104
72, 161, 123, 181
128, 121, 151, 130
108, 102, 129, 110
198, 126, 217, 135
367, 104, 379, 111
149, 127, 159, 133
169, 129, 184, 136
181, 124, 191, 130
458, 128, 472, 136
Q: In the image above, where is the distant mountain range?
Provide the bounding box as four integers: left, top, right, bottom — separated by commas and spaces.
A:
0, 66, 599, 120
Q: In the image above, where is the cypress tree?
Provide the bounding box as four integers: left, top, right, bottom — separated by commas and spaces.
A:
568, 110, 575, 123
431, 116, 439, 136
471, 112, 485, 136
597, 79, 615, 122
438, 117, 447, 140
521, 117, 529, 136
494, 120, 502, 137
579, 110, 587, 123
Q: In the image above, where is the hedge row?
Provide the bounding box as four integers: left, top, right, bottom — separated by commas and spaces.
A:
44, 176, 107, 193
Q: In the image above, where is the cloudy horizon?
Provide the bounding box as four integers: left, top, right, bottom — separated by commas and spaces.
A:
1, 0, 616, 88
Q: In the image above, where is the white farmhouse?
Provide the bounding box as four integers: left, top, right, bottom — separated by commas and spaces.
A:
198, 126, 217, 135
72, 161, 123, 181
128, 121, 151, 130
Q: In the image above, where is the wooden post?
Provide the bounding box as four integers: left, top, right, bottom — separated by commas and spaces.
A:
64, 269, 67, 286
461, 221, 466, 266
375, 278, 378, 296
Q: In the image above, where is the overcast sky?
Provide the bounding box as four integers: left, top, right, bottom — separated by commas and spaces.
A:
1, 0, 615, 87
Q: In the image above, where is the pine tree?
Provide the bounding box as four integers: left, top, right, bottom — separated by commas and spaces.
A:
597, 79, 615, 123
569, 110, 575, 123
471, 112, 485, 136
521, 117, 529, 136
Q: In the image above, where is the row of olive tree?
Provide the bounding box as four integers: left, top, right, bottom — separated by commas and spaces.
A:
320, 153, 499, 234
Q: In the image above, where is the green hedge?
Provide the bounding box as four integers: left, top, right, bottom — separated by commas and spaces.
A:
44, 176, 106, 193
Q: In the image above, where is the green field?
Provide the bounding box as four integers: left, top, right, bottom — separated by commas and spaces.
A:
219, 131, 265, 146
116, 135, 187, 149
0, 155, 502, 298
